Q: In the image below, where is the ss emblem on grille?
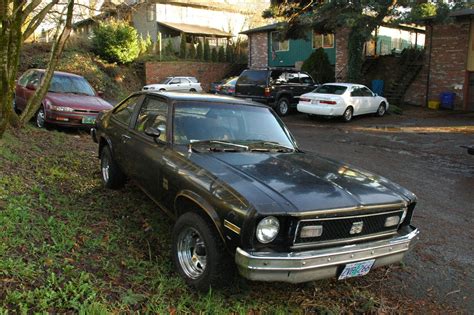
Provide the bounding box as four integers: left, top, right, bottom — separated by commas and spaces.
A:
350, 221, 364, 234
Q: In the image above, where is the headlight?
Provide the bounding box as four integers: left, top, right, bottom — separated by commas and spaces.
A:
256, 216, 280, 244
50, 105, 74, 112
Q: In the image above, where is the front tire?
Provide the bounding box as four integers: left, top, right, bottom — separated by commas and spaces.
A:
172, 212, 233, 291
189, 88, 196, 92
35, 106, 46, 128
376, 103, 386, 117
275, 97, 290, 116
100, 146, 126, 189
342, 106, 353, 122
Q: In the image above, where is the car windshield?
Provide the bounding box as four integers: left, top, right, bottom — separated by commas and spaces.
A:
225, 78, 238, 86
159, 77, 172, 84
173, 102, 296, 150
313, 85, 347, 95
48, 75, 95, 96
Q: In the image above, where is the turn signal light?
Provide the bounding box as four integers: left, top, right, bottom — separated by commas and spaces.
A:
300, 225, 323, 238
384, 215, 400, 227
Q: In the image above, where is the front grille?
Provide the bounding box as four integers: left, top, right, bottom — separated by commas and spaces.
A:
73, 109, 99, 114
294, 210, 404, 245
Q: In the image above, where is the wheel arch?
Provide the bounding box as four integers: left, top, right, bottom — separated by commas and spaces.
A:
98, 135, 113, 157
174, 190, 226, 244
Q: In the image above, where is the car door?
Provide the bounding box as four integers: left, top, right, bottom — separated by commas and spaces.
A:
359, 86, 376, 113
181, 78, 192, 91
124, 95, 170, 202
169, 78, 182, 91
107, 94, 143, 174
15, 70, 33, 110
22, 71, 42, 109
349, 86, 364, 115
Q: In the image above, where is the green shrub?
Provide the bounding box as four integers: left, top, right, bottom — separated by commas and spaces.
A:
188, 41, 196, 59
203, 39, 210, 61
179, 34, 187, 59
301, 48, 334, 84
139, 34, 152, 55
211, 48, 218, 62
92, 20, 141, 64
196, 40, 203, 60
218, 46, 225, 62
164, 39, 174, 56
225, 44, 233, 62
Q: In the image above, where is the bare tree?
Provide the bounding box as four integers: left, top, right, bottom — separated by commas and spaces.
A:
0, 0, 75, 138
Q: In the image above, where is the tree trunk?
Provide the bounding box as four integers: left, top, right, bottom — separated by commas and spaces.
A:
19, 0, 75, 126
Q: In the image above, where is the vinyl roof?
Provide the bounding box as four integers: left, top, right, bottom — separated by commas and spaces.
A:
157, 21, 232, 37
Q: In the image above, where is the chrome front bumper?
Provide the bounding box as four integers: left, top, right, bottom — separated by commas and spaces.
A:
235, 225, 419, 283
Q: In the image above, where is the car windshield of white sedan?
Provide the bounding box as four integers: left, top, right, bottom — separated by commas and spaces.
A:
48, 75, 95, 96
173, 102, 295, 150
313, 85, 347, 95
159, 77, 172, 84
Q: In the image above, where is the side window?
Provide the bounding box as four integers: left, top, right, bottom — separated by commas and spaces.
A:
361, 87, 373, 97
18, 71, 32, 86
351, 87, 361, 97
135, 97, 168, 142
170, 78, 180, 85
298, 73, 314, 84
113, 95, 140, 126
28, 72, 41, 87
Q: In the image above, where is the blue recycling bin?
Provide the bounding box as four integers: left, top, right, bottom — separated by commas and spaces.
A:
440, 92, 455, 110
371, 80, 384, 96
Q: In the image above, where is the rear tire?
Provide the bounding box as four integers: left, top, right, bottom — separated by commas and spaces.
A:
172, 212, 233, 291
100, 146, 126, 189
275, 97, 290, 116
342, 106, 353, 122
189, 88, 196, 92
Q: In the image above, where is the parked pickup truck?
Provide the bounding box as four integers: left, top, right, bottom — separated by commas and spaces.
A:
234, 68, 318, 116
91, 92, 419, 291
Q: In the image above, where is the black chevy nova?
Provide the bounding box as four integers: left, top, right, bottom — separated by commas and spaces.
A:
91, 92, 419, 290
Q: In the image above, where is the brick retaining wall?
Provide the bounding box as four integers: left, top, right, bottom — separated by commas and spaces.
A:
145, 61, 235, 91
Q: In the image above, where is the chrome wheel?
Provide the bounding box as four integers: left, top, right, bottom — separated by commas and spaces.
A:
377, 104, 386, 116
101, 154, 110, 183
276, 98, 289, 116
176, 227, 207, 279
343, 107, 353, 122
36, 108, 45, 128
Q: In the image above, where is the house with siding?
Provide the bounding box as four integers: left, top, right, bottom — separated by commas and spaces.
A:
241, 22, 424, 70
132, 0, 269, 50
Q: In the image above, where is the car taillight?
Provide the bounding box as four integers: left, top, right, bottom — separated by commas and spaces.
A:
320, 100, 337, 105
229, 87, 235, 93
264, 87, 271, 97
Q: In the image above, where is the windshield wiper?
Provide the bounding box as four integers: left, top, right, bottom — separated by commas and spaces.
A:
245, 140, 296, 152
188, 140, 249, 152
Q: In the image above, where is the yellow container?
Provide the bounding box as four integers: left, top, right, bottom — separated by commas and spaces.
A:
428, 100, 440, 110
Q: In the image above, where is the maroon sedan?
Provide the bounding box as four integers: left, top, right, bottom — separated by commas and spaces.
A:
14, 69, 113, 128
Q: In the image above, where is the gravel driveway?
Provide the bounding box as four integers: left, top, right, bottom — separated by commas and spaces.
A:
282, 106, 474, 312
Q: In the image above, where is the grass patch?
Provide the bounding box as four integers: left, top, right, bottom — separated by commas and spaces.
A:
0, 126, 446, 313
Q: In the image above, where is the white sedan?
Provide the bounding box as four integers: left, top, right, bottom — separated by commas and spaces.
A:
297, 83, 389, 122
142, 76, 203, 92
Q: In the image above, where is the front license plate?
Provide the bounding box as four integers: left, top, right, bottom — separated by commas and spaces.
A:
338, 259, 375, 280
82, 116, 96, 125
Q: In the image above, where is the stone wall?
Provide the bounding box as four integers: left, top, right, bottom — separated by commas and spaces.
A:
404, 21, 470, 109
145, 61, 234, 91
248, 32, 268, 68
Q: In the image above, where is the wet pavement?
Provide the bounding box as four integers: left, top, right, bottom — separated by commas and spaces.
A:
283, 106, 474, 311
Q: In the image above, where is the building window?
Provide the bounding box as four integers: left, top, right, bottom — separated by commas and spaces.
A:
313, 32, 334, 49
271, 31, 289, 52
147, 4, 155, 22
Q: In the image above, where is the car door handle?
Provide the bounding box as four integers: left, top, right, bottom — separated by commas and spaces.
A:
121, 134, 131, 142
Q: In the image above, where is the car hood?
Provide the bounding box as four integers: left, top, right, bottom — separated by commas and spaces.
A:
189, 151, 415, 214
46, 93, 112, 111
